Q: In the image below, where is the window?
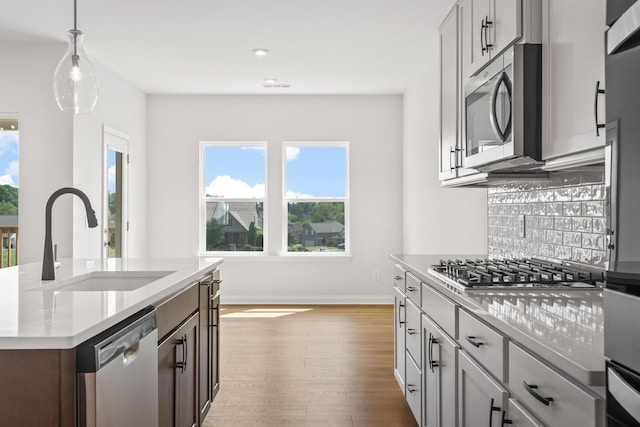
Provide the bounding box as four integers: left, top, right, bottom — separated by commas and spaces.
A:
284, 143, 349, 254
0, 118, 19, 268
201, 143, 266, 253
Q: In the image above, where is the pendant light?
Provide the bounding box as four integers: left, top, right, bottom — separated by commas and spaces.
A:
53, 0, 98, 114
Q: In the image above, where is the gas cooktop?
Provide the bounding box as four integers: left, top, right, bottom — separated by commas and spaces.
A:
428, 258, 604, 294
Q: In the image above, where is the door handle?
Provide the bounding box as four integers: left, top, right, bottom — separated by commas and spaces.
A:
501, 410, 513, 425
480, 17, 486, 56
594, 81, 606, 136
450, 147, 456, 171
483, 16, 493, 53
489, 397, 501, 427
429, 333, 439, 372
175, 335, 186, 373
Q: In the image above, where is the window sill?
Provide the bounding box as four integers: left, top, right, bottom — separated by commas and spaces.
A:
199, 253, 352, 262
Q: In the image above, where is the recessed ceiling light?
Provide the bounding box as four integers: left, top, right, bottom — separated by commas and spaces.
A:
264, 78, 278, 84
252, 48, 269, 56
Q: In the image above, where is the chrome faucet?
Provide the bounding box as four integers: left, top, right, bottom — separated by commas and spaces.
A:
42, 187, 98, 280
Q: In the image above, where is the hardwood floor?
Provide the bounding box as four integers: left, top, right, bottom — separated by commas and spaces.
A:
203, 305, 417, 427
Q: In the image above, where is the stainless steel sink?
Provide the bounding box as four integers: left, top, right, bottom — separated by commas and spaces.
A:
44, 271, 174, 292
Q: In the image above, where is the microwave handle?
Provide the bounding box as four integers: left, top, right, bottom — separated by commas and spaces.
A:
489, 71, 512, 142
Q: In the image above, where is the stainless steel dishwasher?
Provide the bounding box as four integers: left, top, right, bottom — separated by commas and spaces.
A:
77, 306, 158, 427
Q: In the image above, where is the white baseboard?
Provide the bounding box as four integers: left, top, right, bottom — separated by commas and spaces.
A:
220, 295, 393, 305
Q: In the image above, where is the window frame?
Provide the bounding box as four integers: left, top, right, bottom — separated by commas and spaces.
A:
282, 141, 350, 256
199, 141, 268, 256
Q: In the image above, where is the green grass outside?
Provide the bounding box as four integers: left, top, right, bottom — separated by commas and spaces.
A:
1, 249, 17, 268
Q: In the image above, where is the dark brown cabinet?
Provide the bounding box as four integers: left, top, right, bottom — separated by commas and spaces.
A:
198, 269, 221, 424
158, 312, 199, 427
157, 267, 221, 427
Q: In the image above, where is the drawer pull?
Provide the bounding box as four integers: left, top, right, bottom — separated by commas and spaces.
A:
394, 275, 404, 281
466, 335, 484, 348
523, 381, 554, 406
407, 328, 418, 335
407, 384, 418, 393
489, 398, 501, 426
406, 286, 418, 292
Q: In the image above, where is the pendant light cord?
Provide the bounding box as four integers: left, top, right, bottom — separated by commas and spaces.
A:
73, 0, 78, 57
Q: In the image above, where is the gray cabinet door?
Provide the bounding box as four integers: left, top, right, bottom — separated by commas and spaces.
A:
458, 350, 508, 427
423, 314, 460, 427
394, 287, 406, 392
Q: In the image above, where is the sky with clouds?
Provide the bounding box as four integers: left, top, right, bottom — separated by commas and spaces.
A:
0, 131, 19, 188
203, 145, 345, 199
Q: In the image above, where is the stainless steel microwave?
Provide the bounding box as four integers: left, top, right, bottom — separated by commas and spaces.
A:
463, 44, 543, 172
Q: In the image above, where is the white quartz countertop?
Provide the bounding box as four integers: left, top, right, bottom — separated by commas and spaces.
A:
391, 254, 605, 386
0, 257, 223, 349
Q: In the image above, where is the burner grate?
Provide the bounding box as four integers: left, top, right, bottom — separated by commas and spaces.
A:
431, 258, 603, 289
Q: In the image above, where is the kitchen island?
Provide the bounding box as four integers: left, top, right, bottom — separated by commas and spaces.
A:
0, 257, 222, 426
392, 254, 605, 427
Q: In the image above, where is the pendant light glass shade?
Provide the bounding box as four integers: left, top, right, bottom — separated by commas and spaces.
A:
53, 29, 99, 114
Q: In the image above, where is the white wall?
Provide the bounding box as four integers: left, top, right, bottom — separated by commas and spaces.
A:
402, 29, 488, 254
147, 95, 403, 303
72, 59, 148, 259
0, 42, 74, 264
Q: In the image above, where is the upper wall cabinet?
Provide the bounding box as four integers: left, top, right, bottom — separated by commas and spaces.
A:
541, 0, 606, 165
439, 4, 461, 181
461, 0, 522, 78
439, 3, 477, 181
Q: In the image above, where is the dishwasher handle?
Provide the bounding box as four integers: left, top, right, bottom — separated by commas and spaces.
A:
76, 306, 157, 373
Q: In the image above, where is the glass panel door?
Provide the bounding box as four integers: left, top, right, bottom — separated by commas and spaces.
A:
103, 127, 128, 260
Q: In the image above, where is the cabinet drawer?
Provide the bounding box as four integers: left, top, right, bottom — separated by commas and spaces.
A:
507, 399, 544, 427
421, 283, 458, 338
394, 265, 406, 292
406, 351, 422, 424
459, 309, 508, 383
405, 271, 421, 306
509, 342, 603, 427
155, 283, 199, 342
405, 298, 422, 368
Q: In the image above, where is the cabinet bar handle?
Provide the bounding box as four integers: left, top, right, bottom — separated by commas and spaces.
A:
407, 328, 418, 335
501, 410, 513, 426
406, 286, 418, 292
407, 384, 418, 393
397, 302, 405, 326
489, 398, 501, 426
210, 291, 221, 301
465, 335, 484, 348
176, 336, 186, 373
480, 17, 486, 56
394, 275, 403, 281
594, 81, 606, 136
484, 16, 493, 52
183, 334, 188, 371
429, 333, 439, 373
450, 147, 456, 171
523, 381, 554, 406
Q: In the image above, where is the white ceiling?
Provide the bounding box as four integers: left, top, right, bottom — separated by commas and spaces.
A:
0, 0, 451, 95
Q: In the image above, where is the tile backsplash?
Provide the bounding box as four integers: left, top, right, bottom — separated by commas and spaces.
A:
488, 171, 610, 268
